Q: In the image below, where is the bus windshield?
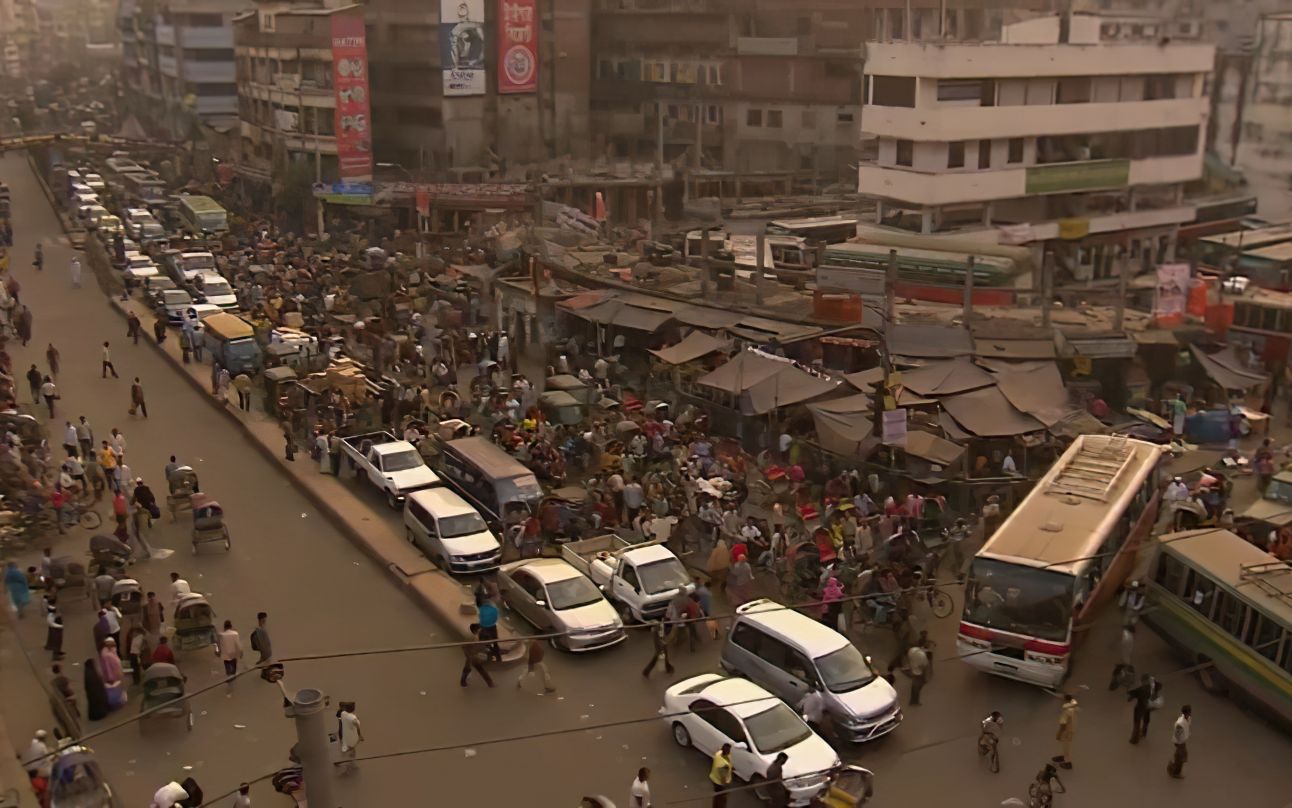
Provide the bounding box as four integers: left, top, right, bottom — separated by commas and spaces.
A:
963, 558, 1075, 642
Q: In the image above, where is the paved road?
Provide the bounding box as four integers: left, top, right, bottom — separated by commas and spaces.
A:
2, 151, 1291, 808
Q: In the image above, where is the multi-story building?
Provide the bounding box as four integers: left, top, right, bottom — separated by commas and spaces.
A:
856, 13, 1214, 281
1226, 13, 1292, 221
233, 0, 352, 184
588, 0, 1049, 184
1, 0, 39, 79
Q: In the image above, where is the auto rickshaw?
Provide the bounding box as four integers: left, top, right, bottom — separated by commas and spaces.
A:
172, 593, 217, 651
139, 662, 193, 731
814, 765, 875, 807
49, 745, 120, 808
109, 578, 142, 621
190, 493, 230, 553
262, 365, 297, 415
166, 466, 199, 522
539, 390, 584, 425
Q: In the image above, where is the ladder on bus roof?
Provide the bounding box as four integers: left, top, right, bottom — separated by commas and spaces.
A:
1047, 435, 1135, 502
1239, 561, 1292, 605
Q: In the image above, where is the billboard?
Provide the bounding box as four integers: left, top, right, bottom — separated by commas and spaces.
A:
1154, 263, 1190, 320
441, 0, 487, 96
498, 0, 537, 94
330, 12, 373, 182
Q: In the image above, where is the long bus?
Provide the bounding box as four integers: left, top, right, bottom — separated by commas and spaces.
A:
766, 215, 858, 245
120, 170, 168, 206
1197, 221, 1292, 270
958, 435, 1165, 688
1144, 529, 1292, 727
821, 242, 1022, 288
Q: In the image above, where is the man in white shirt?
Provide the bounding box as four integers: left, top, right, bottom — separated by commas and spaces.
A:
1164, 477, 1189, 503
1167, 704, 1192, 778
906, 639, 930, 706
168, 572, 191, 612
630, 767, 651, 808
338, 702, 363, 774
801, 686, 829, 738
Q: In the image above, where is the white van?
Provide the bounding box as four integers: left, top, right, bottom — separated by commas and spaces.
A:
720, 599, 902, 743
403, 487, 501, 574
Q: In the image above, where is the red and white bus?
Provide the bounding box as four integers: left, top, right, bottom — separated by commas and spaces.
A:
958, 435, 1165, 688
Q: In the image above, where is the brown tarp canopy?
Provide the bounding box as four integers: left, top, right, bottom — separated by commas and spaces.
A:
697, 351, 839, 414
941, 385, 1045, 436
973, 338, 1057, 360
808, 393, 873, 414
807, 405, 878, 457
696, 351, 787, 394
887, 324, 973, 358
845, 367, 885, 392
649, 331, 729, 364
1189, 345, 1268, 391
900, 357, 996, 396
904, 429, 966, 466
991, 362, 1076, 427
672, 305, 745, 330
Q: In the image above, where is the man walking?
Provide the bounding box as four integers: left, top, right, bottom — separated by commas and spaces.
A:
516, 637, 555, 693
641, 619, 674, 678
460, 623, 495, 687
76, 417, 93, 458
101, 342, 119, 379
709, 743, 733, 808
40, 376, 58, 418
130, 378, 148, 418
1167, 705, 1192, 778
1127, 673, 1161, 744
69, 256, 82, 288
233, 372, 252, 411
250, 612, 273, 665
216, 620, 243, 678
1052, 694, 1078, 770
1108, 624, 1136, 690
142, 591, 164, 644
765, 752, 791, 808
337, 701, 363, 775
630, 767, 651, 808
126, 311, 142, 345
906, 636, 931, 706
26, 364, 42, 405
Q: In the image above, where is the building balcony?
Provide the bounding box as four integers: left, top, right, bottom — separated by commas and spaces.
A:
862, 97, 1209, 142
863, 41, 1216, 79
243, 81, 335, 107
234, 30, 329, 50
858, 153, 1204, 206
182, 60, 234, 83
179, 25, 232, 48
155, 23, 174, 46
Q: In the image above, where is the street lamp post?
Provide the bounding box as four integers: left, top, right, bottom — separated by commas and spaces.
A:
289, 687, 337, 808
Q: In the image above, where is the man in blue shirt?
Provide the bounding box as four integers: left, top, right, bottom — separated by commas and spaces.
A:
476, 595, 502, 662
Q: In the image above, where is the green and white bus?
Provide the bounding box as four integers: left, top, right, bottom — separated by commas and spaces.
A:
1146, 529, 1292, 728
178, 194, 229, 235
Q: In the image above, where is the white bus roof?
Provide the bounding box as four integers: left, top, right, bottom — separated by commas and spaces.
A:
978, 435, 1163, 576
769, 215, 858, 229
1159, 529, 1292, 625
179, 195, 225, 213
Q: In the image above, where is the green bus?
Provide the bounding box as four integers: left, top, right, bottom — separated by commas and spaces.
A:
1145, 529, 1292, 728
820, 242, 1021, 288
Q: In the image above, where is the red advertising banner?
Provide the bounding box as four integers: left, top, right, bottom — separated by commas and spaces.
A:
330, 12, 373, 182
498, 0, 537, 94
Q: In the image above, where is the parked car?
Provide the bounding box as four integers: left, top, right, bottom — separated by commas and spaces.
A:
497, 558, 625, 651
341, 431, 442, 507
157, 288, 194, 325
192, 273, 237, 311
662, 673, 839, 806
404, 487, 501, 574
83, 172, 107, 192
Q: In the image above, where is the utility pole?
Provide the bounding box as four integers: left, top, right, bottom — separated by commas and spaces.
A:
963, 255, 975, 323
1112, 249, 1132, 333
755, 231, 766, 305
699, 226, 712, 298
290, 687, 337, 808
1040, 251, 1054, 329
653, 102, 664, 233
885, 248, 897, 324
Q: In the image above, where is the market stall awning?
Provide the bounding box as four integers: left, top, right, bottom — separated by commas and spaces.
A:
612, 304, 673, 333
807, 405, 878, 457
941, 386, 1045, 437
649, 331, 730, 365
806, 392, 872, 415
696, 351, 788, 394
887, 324, 973, 359
904, 430, 965, 467
845, 367, 885, 392
900, 357, 996, 396
973, 338, 1057, 360
746, 371, 840, 415
991, 362, 1077, 427
1189, 344, 1268, 390
672, 305, 745, 331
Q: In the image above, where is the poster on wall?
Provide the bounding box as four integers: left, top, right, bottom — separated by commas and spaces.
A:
1154, 263, 1190, 319
441, 0, 487, 96
497, 0, 537, 94
330, 11, 373, 182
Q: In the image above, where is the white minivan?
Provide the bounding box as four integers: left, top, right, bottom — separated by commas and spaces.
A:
404, 487, 501, 574
720, 599, 902, 743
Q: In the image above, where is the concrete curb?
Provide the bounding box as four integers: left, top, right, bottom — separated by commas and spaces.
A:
78, 243, 523, 664
24, 150, 86, 249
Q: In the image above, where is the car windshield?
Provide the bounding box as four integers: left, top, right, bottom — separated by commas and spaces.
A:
637, 558, 690, 596
743, 703, 813, 754
962, 558, 1075, 642
381, 450, 424, 472
203, 280, 232, 296
816, 643, 877, 693
163, 291, 192, 305
439, 512, 487, 538
181, 255, 215, 271
1266, 478, 1292, 505
545, 576, 604, 611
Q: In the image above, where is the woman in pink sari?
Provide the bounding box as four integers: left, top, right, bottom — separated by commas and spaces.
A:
99, 638, 127, 711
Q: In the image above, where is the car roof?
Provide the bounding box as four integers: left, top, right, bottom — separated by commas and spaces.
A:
510, 558, 584, 584
697, 676, 781, 718
734, 599, 850, 656
407, 485, 474, 515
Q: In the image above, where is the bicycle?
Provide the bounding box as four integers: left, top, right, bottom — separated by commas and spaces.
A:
57, 499, 102, 531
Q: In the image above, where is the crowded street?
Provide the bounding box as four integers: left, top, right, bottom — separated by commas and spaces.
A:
2, 142, 1291, 808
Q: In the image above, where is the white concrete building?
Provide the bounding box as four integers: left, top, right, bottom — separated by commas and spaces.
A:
1231, 13, 1292, 221
857, 14, 1215, 282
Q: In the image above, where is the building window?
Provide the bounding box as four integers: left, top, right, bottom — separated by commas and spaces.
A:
871, 75, 916, 107
705, 105, 722, 124
937, 79, 982, 102
1145, 74, 1179, 100
948, 141, 965, 168
896, 139, 913, 167
801, 109, 816, 129
747, 108, 763, 127
1057, 76, 1093, 104
979, 139, 992, 169
1008, 137, 1024, 164
185, 12, 224, 26
766, 109, 783, 128
707, 64, 723, 85
836, 109, 854, 124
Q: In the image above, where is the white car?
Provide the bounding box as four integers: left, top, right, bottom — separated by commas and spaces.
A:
498, 558, 625, 652
193, 274, 237, 310
662, 674, 839, 806
80, 205, 111, 228
97, 215, 123, 236
83, 173, 107, 192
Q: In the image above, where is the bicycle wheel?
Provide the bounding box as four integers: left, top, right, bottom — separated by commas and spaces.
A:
79, 509, 102, 530
930, 588, 954, 619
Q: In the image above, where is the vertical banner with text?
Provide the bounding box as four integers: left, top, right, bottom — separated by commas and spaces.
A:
498, 0, 537, 94
1153, 263, 1190, 325
441, 0, 487, 96
330, 11, 373, 182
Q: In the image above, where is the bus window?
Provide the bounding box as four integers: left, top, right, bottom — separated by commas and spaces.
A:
1213, 590, 1245, 638
1154, 553, 1187, 596
1249, 613, 1285, 663
1184, 569, 1217, 618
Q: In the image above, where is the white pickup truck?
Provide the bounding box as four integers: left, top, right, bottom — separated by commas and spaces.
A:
341, 431, 442, 508
560, 534, 694, 623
